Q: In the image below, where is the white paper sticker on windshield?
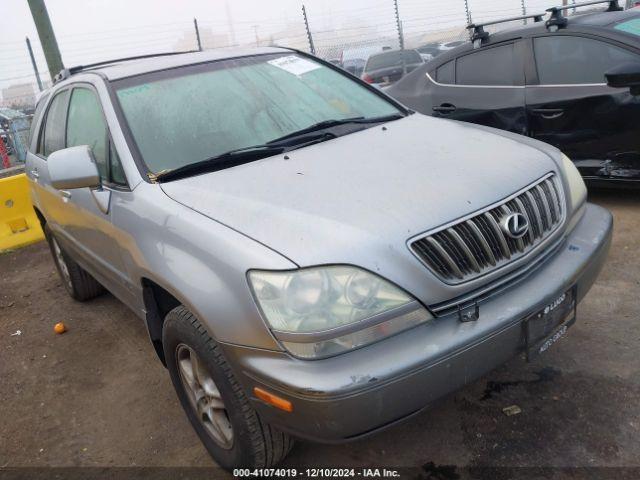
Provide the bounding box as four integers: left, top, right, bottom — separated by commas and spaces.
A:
267, 55, 321, 76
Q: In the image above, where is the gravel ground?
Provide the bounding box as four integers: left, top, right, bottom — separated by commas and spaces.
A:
0, 188, 638, 479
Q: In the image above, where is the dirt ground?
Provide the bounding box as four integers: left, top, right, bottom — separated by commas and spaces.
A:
1, 189, 639, 478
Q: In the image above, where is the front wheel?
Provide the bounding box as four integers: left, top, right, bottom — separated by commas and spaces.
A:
163, 306, 294, 470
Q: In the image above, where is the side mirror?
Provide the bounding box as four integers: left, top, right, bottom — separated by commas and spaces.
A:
605, 62, 640, 96
48, 145, 101, 190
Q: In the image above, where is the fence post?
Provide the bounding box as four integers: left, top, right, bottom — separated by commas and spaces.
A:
302, 5, 316, 55
463, 0, 472, 25
393, 0, 404, 49
194, 18, 202, 51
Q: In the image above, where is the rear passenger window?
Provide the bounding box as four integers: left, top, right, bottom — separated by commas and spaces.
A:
66, 88, 108, 180
41, 90, 70, 157
456, 43, 520, 86
28, 93, 49, 149
533, 36, 640, 85
436, 61, 454, 84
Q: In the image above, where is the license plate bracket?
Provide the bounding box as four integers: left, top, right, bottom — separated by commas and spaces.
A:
524, 286, 577, 362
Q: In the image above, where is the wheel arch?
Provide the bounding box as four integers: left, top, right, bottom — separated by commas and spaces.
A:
141, 277, 182, 366
33, 206, 46, 231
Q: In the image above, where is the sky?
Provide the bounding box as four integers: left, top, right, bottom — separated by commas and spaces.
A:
1, 0, 546, 98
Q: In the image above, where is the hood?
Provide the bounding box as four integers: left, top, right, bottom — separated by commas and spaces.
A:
160, 114, 558, 268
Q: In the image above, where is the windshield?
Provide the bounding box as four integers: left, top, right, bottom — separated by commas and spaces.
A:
365, 50, 422, 71
115, 53, 401, 174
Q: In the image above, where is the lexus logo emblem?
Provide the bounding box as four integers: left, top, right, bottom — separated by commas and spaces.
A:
500, 213, 529, 239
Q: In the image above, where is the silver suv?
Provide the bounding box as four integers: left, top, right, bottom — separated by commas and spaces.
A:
26, 48, 612, 470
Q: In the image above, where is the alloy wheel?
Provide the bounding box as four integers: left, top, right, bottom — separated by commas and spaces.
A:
176, 344, 234, 449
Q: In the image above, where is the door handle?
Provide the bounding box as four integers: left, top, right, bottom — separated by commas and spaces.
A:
531, 108, 564, 120
30, 169, 39, 178
433, 103, 457, 114
60, 190, 72, 199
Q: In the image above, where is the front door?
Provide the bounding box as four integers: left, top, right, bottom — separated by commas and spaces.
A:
55, 85, 133, 298
526, 34, 640, 180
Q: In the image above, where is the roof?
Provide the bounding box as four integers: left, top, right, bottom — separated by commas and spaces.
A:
64, 46, 291, 82
430, 7, 640, 66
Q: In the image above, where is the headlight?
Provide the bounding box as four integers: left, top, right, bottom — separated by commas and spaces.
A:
561, 154, 587, 214
248, 266, 432, 359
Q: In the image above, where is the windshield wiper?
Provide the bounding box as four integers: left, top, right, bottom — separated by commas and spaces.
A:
153, 114, 405, 182
153, 133, 337, 183
267, 113, 405, 144
153, 144, 286, 183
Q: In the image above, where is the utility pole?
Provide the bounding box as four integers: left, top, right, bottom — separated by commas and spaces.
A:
26, 0, 63, 81
302, 5, 316, 55
25, 37, 43, 92
194, 18, 202, 51
393, 0, 404, 50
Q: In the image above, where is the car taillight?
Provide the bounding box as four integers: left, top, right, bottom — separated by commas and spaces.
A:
362, 74, 374, 84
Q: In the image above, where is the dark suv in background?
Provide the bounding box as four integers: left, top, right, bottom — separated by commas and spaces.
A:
389, 2, 640, 186
361, 49, 424, 87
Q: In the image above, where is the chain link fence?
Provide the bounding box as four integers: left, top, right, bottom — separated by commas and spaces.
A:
1, 108, 32, 173
1, 0, 635, 176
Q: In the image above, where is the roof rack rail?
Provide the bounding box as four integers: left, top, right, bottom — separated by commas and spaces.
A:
546, 0, 623, 30
53, 50, 199, 84
467, 13, 546, 46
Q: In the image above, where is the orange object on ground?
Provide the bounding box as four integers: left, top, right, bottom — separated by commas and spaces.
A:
54, 322, 66, 334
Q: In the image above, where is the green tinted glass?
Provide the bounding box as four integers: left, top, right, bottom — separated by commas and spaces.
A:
615, 18, 640, 37
66, 88, 107, 179
116, 54, 400, 173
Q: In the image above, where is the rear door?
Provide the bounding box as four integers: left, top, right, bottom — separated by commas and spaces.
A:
25, 89, 71, 231
24, 91, 50, 209
426, 41, 528, 135
526, 34, 640, 179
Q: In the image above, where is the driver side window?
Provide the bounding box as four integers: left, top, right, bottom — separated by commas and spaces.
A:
67, 88, 108, 179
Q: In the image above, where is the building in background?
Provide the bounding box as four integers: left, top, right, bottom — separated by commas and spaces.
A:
1, 83, 36, 110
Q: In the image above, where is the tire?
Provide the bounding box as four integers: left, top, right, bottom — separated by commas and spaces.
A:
163, 306, 294, 470
44, 225, 104, 301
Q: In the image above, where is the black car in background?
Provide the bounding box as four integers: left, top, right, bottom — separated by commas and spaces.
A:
361, 49, 424, 86
388, 1, 640, 185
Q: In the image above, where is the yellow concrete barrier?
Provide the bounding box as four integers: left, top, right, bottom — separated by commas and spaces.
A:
0, 173, 44, 252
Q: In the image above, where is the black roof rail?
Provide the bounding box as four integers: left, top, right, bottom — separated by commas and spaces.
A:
53, 50, 199, 84
546, 0, 623, 30
467, 13, 546, 46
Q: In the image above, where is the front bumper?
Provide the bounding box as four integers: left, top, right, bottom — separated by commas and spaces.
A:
222, 203, 613, 443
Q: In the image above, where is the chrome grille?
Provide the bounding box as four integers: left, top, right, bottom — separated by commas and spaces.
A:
410, 174, 564, 283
